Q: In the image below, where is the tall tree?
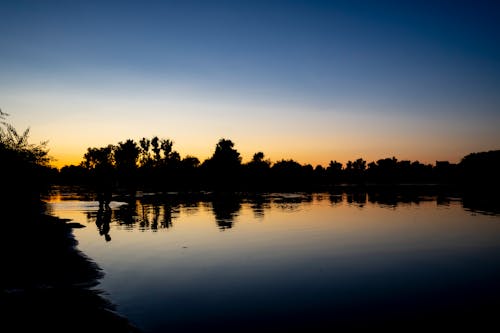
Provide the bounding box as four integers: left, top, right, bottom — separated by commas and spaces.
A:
203, 138, 242, 190
139, 137, 151, 166
210, 138, 241, 168
114, 139, 140, 190
115, 139, 140, 171
81, 145, 115, 203
151, 136, 161, 163
244, 152, 271, 189
82, 146, 114, 171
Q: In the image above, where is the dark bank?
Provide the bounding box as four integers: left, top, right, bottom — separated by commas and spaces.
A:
0, 206, 139, 333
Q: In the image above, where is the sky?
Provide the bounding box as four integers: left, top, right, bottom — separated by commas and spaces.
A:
1, 0, 499, 168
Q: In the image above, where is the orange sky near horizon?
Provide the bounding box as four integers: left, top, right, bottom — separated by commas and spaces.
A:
2, 83, 495, 169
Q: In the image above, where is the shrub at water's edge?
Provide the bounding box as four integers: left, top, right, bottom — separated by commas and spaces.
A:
0, 109, 54, 206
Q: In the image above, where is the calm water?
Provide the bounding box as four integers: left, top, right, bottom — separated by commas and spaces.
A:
46, 190, 500, 332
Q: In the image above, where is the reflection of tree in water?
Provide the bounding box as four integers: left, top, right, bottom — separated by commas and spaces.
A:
161, 203, 175, 229
86, 207, 113, 242
212, 196, 242, 230
368, 192, 398, 207
150, 204, 160, 230
139, 202, 149, 229
313, 193, 327, 203
329, 194, 343, 206
138, 202, 177, 230
111, 199, 178, 231
346, 192, 367, 207
462, 192, 500, 216
436, 195, 451, 207
115, 199, 138, 226
95, 207, 112, 242
248, 195, 270, 219
367, 190, 435, 208
181, 202, 200, 216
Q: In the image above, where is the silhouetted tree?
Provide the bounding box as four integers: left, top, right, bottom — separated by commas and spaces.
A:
345, 158, 366, 184
182, 155, 200, 168
203, 138, 242, 190
82, 145, 114, 204
115, 140, 140, 170
158, 139, 181, 189
59, 165, 88, 184
1, 109, 50, 203
136, 136, 180, 190
244, 151, 271, 190
160, 139, 173, 161
1, 109, 49, 166
179, 155, 201, 190
114, 139, 140, 190
459, 150, 500, 188
82, 146, 114, 171
151, 136, 161, 164
313, 165, 327, 186
211, 139, 241, 167
139, 137, 151, 166
327, 160, 343, 184
367, 157, 397, 183
271, 159, 313, 190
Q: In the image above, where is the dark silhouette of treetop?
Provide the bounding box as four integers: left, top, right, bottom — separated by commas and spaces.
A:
115, 139, 140, 171
201, 139, 242, 190
211, 138, 241, 167
252, 152, 265, 163
1, 109, 49, 166
151, 136, 161, 163
460, 150, 500, 187
114, 139, 140, 190
82, 146, 114, 171
139, 137, 152, 166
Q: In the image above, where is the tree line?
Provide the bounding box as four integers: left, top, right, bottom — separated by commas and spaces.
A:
2, 110, 498, 195
55, 136, 500, 192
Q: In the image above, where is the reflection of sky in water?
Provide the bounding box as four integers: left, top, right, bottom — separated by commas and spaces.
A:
46, 192, 500, 332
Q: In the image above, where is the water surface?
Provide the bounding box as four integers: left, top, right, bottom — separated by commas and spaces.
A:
46, 191, 500, 331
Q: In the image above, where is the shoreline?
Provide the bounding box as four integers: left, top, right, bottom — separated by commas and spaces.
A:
1, 207, 139, 333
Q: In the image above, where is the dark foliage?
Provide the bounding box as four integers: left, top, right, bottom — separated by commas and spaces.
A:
54, 134, 499, 193
460, 150, 500, 188
0, 110, 53, 204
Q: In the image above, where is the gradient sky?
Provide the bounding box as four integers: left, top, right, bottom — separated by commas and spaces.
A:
1, 0, 499, 168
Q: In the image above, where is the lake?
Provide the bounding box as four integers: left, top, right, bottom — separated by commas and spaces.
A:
45, 189, 500, 332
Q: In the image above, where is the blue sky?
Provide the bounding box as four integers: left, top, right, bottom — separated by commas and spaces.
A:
1, 0, 499, 166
